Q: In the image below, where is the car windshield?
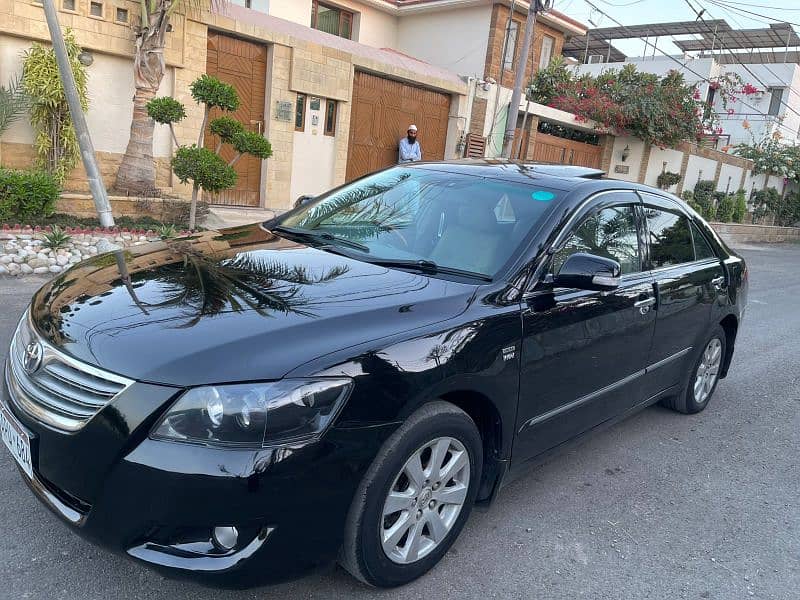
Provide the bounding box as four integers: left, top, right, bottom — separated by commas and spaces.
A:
274, 167, 563, 278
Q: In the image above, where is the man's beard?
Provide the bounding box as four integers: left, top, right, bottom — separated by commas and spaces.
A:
407, 135, 417, 144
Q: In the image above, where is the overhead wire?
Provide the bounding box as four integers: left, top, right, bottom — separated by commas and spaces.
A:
684, 0, 800, 133
577, 0, 800, 139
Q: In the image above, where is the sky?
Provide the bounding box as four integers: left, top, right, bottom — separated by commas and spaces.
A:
554, 0, 800, 57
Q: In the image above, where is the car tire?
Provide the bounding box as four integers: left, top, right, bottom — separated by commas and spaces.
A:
339, 401, 483, 587
662, 325, 727, 414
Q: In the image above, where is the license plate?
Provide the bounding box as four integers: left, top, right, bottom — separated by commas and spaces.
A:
0, 402, 33, 480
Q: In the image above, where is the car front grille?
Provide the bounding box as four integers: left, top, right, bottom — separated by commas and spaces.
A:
7, 312, 133, 432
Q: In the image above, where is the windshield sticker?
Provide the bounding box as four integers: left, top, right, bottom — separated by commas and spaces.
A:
531, 190, 556, 202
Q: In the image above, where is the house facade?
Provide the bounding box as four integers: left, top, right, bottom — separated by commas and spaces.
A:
0, 0, 472, 210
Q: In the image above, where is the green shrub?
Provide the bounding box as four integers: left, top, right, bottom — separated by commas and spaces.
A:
147, 97, 186, 125
231, 130, 273, 159
171, 145, 237, 192
190, 75, 239, 111
732, 189, 747, 223
657, 171, 682, 190
716, 193, 735, 223
209, 116, 245, 145
0, 169, 60, 222
693, 180, 716, 219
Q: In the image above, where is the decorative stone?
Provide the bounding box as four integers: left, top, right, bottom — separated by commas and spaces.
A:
7, 262, 20, 273
49, 265, 62, 273
87, 246, 98, 254
32, 267, 49, 274
17, 249, 29, 258
56, 256, 68, 266
20, 264, 33, 274
0, 255, 11, 264
0, 265, 7, 275
12, 255, 24, 263
96, 239, 120, 253
37, 252, 48, 261
27, 258, 48, 268
69, 255, 82, 264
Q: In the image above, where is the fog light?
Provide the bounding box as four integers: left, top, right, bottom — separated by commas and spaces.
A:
212, 526, 239, 551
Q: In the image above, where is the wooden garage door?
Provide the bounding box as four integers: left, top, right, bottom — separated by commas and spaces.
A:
531, 132, 603, 169
346, 72, 451, 181
205, 32, 267, 207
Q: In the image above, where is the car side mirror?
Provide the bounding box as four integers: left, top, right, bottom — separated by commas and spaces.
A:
294, 195, 315, 209
554, 252, 621, 291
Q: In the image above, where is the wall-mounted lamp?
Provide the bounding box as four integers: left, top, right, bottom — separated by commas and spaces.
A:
620, 144, 630, 162
78, 50, 94, 67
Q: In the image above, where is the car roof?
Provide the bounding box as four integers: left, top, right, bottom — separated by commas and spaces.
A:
409, 159, 647, 192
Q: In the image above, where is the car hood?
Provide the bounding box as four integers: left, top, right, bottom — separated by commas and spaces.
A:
29, 224, 476, 386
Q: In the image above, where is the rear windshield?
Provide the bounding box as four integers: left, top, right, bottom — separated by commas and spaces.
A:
277, 167, 564, 278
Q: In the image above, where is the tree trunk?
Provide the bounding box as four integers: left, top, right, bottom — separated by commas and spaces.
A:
115, 86, 158, 193
189, 185, 199, 231
115, 7, 170, 195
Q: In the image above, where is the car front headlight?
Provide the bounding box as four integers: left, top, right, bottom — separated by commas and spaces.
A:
151, 378, 353, 448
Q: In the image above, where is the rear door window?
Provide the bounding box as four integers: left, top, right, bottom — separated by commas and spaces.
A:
645, 208, 694, 268
690, 221, 716, 260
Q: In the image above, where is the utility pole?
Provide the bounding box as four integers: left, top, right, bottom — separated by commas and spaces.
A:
503, 0, 552, 159
42, 0, 114, 227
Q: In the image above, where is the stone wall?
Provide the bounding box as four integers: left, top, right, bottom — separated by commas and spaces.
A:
711, 222, 800, 245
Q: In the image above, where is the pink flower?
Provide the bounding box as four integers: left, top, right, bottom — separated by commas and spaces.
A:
727, 108, 735, 115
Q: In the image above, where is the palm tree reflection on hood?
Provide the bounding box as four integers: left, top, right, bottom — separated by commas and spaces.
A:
144, 243, 349, 328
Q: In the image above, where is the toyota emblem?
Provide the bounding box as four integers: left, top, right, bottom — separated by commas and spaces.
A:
23, 341, 43, 374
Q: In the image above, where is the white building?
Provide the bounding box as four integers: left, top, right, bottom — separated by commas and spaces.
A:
567, 20, 800, 148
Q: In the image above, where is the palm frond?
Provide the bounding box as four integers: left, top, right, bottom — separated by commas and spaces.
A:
0, 74, 29, 135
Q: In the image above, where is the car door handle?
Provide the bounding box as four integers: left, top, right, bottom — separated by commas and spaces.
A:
634, 296, 656, 314
711, 276, 726, 289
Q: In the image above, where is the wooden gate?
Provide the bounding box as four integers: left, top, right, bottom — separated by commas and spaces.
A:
346, 72, 451, 181
531, 132, 603, 169
205, 32, 267, 207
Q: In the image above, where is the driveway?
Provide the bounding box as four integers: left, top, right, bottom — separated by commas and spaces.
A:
0, 244, 798, 599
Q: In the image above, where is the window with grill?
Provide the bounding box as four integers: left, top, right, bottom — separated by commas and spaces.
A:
312, 1, 354, 40
539, 35, 555, 69
62, 0, 76, 11
116, 7, 129, 23
89, 1, 103, 17
503, 20, 519, 71
324, 100, 337, 136
768, 87, 785, 116
295, 94, 306, 132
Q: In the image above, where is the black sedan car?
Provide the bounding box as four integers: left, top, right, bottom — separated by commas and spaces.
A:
1, 161, 747, 588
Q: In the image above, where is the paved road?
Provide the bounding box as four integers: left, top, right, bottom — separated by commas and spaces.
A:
1, 244, 798, 600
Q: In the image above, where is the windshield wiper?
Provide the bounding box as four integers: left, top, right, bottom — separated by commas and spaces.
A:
366, 258, 493, 282
271, 225, 370, 253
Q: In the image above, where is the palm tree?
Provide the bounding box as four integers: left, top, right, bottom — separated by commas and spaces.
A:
115, 1, 223, 194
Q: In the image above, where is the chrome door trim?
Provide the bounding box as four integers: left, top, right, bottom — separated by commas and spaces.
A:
518, 368, 646, 433
645, 347, 693, 372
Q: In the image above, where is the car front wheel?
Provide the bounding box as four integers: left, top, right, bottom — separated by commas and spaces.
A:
340, 401, 482, 587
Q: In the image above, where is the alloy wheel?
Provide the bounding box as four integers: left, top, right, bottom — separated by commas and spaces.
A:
694, 338, 723, 404
380, 436, 470, 565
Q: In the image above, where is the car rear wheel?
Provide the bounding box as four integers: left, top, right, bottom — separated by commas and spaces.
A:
662, 325, 726, 414
339, 401, 482, 587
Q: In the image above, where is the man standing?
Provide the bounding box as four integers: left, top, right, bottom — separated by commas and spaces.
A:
398, 125, 422, 163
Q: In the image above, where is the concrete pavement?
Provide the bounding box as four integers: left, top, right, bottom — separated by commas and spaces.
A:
0, 244, 798, 599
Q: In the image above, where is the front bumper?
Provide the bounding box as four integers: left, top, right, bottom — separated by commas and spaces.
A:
2, 362, 395, 587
